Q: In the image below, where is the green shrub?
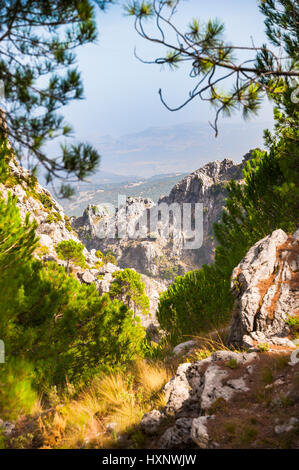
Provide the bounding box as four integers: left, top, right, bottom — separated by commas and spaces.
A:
109, 269, 150, 316
157, 264, 232, 345
3, 259, 147, 390
0, 191, 147, 395
56, 240, 86, 274
103, 251, 117, 265
0, 359, 38, 420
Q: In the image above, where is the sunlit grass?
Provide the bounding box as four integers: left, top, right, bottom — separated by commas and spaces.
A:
42, 359, 172, 448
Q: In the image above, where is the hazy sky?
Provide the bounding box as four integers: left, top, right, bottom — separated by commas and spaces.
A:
61, 0, 275, 175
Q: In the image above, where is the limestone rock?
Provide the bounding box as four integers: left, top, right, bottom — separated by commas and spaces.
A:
159, 418, 193, 449
191, 416, 215, 449
139, 410, 165, 436
141, 350, 258, 447
228, 229, 299, 347
72, 157, 247, 279
173, 340, 197, 356
79, 270, 96, 285
164, 363, 192, 415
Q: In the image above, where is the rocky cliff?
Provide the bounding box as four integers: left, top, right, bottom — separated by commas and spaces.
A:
71, 155, 252, 280
228, 228, 299, 349
0, 159, 166, 330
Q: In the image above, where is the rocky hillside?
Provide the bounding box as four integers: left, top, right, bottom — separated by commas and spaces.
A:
71, 154, 252, 279
0, 159, 166, 330
136, 228, 299, 449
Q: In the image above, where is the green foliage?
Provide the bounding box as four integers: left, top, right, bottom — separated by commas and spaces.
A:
160, 264, 179, 280
258, 343, 270, 353
95, 250, 103, 259
3, 260, 146, 389
103, 250, 117, 265
46, 211, 63, 224
126, 0, 298, 135
0, 359, 38, 420
109, 268, 150, 316
225, 359, 238, 369
0, 1, 116, 192
0, 192, 38, 274
157, 264, 232, 345
0, 196, 147, 408
56, 240, 86, 273
64, 215, 73, 232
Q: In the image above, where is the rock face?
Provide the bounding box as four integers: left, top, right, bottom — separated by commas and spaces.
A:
0, 159, 79, 258
228, 229, 299, 348
0, 160, 166, 329
158, 157, 245, 268
141, 350, 258, 448
72, 156, 248, 279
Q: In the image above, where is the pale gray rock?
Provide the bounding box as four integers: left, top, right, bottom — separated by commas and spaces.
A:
139, 410, 165, 436
0, 420, 15, 436
173, 340, 197, 356
270, 337, 296, 348
226, 377, 250, 393
211, 350, 258, 365
80, 270, 96, 285
159, 418, 193, 449
72, 157, 247, 279
200, 365, 230, 411
228, 229, 299, 347
191, 416, 215, 449
139, 350, 260, 446
274, 417, 298, 435
164, 363, 192, 415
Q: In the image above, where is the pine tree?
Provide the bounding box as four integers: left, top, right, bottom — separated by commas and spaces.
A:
126, 0, 299, 135
0, 0, 114, 196
56, 239, 86, 274
109, 268, 150, 317
0, 193, 38, 274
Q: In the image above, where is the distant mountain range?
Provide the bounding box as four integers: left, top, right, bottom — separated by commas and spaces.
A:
97, 120, 272, 177
58, 120, 272, 215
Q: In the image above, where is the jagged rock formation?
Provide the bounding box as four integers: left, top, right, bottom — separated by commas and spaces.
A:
72, 155, 251, 279
0, 159, 79, 257
71, 197, 169, 278
158, 156, 246, 268
228, 229, 299, 349
0, 160, 166, 330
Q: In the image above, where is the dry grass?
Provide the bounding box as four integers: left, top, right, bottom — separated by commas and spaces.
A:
34, 359, 172, 449
187, 328, 243, 363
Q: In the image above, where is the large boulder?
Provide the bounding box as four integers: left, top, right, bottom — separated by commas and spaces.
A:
228, 229, 299, 348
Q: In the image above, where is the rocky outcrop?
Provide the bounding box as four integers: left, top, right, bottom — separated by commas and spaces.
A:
0, 159, 79, 258
72, 156, 249, 279
228, 229, 299, 349
0, 160, 166, 329
140, 350, 259, 448
158, 157, 245, 268
71, 197, 172, 278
